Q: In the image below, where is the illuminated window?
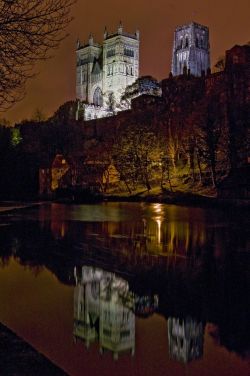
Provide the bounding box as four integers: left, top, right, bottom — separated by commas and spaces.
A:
196, 35, 200, 48
178, 37, 183, 49
107, 49, 115, 58
107, 64, 113, 76
121, 330, 130, 338
124, 48, 134, 57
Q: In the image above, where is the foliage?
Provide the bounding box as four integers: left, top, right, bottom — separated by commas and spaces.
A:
10, 128, 22, 147
112, 113, 164, 192
52, 101, 78, 124
0, 117, 11, 127
32, 108, 47, 122
106, 92, 116, 114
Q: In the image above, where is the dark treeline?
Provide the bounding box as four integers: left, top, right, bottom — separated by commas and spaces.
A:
0, 101, 83, 199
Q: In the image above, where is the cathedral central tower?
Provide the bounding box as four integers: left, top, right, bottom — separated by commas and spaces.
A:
171, 22, 210, 77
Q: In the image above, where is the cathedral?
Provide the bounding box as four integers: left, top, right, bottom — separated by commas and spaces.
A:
76, 22, 140, 120
76, 21, 210, 121
171, 22, 210, 76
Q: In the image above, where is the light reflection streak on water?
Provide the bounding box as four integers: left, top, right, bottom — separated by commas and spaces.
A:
39, 203, 208, 258
152, 203, 164, 245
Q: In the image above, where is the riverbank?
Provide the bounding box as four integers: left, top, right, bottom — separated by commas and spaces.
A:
0, 323, 68, 375
0, 201, 44, 214
105, 189, 250, 209
0, 190, 249, 213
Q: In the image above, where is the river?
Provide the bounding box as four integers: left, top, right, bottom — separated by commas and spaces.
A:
0, 202, 249, 376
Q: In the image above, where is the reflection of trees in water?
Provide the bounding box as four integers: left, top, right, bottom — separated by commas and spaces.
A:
37, 203, 209, 256
82, 218, 207, 258
37, 203, 249, 263
0, 216, 249, 358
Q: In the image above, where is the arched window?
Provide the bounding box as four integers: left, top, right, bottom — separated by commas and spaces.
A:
180, 37, 183, 49
93, 87, 103, 107
196, 36, 199, 47
185, 37, 189, 48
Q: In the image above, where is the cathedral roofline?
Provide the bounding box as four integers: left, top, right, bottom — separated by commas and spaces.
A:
104, 31, 138, 41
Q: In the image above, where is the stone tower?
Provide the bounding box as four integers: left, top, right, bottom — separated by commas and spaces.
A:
171, 22, 210, 77
76, 22, 139, 119
76, 34, 103, 105
102, 22, 140, 104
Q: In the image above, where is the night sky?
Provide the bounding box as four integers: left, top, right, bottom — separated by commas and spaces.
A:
5, 0, 250, 123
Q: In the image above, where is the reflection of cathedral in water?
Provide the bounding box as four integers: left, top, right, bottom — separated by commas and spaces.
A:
168, 317, 204, 363
73, 266, 135, 359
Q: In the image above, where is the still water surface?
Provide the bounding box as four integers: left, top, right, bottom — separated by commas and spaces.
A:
0, 202, 249, 376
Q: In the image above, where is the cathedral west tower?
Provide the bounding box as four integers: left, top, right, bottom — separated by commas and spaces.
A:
171, 22, 210, 77
76, 22, 139, 120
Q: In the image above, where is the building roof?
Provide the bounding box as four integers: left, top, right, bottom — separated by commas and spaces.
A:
52, 154, 69, 169
175, 21, 209, 31
105, 31, 138, 40
76, 42, 101, 51
226, 44, 250, 64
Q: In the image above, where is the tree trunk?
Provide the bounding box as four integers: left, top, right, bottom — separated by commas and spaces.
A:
196, 150, 203, 185
210, 160, 217, 187
166, 163, 173, 192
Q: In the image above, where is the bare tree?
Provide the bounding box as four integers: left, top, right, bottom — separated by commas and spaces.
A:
32, 108, 47, 122
214, 55, 225, 72
0, 0, 76, 110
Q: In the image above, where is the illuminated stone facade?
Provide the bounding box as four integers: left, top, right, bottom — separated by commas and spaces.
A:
168, 317, 204, 363
76, 23, 139, 121
73, 266, 135, 359
171, 22, 210, 77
